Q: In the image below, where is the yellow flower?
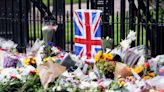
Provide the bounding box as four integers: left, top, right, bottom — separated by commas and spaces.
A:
119, 81, 126, 86
43, 57, 51, 62
24, 58, 30, 65
103, 53, 113, 61
148, 72, 155, 77
143, 76, 152, 80
94, 50, 103, 62
132, 66, 144, 74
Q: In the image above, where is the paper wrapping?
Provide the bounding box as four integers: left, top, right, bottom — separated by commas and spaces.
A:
114, 62, 132, 78
37, 61, 66, 89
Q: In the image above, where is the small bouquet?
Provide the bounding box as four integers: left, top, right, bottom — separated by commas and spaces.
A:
102, 36, 113, 51
94, 51, 116, 78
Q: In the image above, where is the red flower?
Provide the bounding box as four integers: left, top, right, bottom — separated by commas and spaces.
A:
10, 75, 17, 79
98, 85, 104, 90
29, 70, 36, 75
144, 62, 150, 68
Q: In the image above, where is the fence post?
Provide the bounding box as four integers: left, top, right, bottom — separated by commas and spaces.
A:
129, 0, 135, 46
155, 0, 159, 56
87, 0, 89, 9
111, 0, 114, 48
53, 0, 65, 50
146, 0, 149, 49
120, 0, 125, 40
78, 0, 81, 9
70, 0, 73, 51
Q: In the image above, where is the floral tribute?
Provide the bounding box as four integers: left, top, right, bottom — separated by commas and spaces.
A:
0, 30, 164, 92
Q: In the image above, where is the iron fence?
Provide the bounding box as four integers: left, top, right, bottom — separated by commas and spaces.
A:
0, 0, 163, 57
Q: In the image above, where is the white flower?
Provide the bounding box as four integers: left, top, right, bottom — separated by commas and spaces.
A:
52, 86, 56, 91
21, 65, 36, 76
56, 86, 62, 91
127, 30, 136, 41
120, 39, 131, 49
66, 88, 73, 92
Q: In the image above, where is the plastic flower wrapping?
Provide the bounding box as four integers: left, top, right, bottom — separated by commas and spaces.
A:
0, 31, 164, 91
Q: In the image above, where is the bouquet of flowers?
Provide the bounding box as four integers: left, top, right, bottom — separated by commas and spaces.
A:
94, 50, 116, 78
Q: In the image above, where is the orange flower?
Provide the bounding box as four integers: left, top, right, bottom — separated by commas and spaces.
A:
148, 72, 155, 77
144, 62, 150, 68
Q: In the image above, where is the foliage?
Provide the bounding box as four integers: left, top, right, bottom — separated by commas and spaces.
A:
0, 75, 44, 92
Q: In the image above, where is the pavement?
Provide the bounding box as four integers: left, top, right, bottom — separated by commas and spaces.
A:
64, 0, 131, 15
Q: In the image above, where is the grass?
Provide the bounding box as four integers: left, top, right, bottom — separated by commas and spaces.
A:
29, 16, 148, 47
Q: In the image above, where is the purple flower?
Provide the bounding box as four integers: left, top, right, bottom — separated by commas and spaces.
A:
3, 56, 18, 68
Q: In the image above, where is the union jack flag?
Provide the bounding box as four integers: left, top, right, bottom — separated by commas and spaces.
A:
74, 10, 102, 63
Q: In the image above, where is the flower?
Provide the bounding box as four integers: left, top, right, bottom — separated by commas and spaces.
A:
43, 57, 51, 62
120, 40, 131, 49
143, 76, 151, 80
29, 70, 38, 75
24, 57, 36, 66
102, 53, 113, 61
144, 62, 150, 69
94, 50, 103, 62
10, 75, 17, 79
127, 30, 136, 41
132, 66, 144, 74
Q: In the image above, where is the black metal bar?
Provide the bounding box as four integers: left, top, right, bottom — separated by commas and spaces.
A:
111, 0, 114, 48
47, 0, 50, 13
55, 0, 58, 22
26, 0, 29, 43
29, 2, 32, 46
40, 0, 43, 40
141, 17, 144, 45
37, 10, 39, 39
137, 10, 141, 45
33, 0, 36, 41
87, 0, 89, 9
129, 0, 135, 46
66, 11, 69, 51
103, 0, 107, 37
19, 0, 23, 51
160, 15, 163, 54
116, 12, 119, 45
155, 0, 159, 56
70, 0, 73, 51
11, 0, 14, 40
63, 0, 66, 50
120, 0, 125, 40
4, 0, 7, 37
150, 12, 155, 57
79, 0, 81, 9
146, 0, 149, 48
